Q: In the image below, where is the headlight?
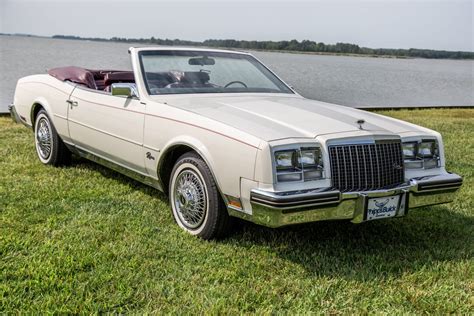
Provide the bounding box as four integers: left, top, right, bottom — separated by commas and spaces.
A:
417, 140, 437, 158
402, 142, 416, 159
402, 139, 440, 169
274, 146, 323, 182
275, 150, 299, 171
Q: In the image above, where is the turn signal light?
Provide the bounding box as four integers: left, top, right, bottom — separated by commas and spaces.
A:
226, 196, 242, 210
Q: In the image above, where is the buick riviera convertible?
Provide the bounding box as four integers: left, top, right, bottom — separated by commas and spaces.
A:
10, 47, 462, 239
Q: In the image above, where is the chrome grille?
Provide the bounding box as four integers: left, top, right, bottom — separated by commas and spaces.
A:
328, 141, 404, 192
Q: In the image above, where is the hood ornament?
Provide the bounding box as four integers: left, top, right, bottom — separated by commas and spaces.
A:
357, 119, 365, 130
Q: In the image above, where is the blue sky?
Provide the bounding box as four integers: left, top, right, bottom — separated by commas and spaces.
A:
1, 0, 472, 51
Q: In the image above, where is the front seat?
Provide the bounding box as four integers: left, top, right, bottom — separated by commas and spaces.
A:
165, 71, 213, 88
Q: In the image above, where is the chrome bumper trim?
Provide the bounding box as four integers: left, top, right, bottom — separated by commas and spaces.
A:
239, 172, 462, 228
8, 104, 31, 128
8, 103, 19, 123
410, 173, 463, 193
250, 188, 341, 209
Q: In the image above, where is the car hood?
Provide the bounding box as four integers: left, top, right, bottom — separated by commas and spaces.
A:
157, 94, 426, 141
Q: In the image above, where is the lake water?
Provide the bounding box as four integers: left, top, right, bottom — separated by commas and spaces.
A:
1, 35, 473, 113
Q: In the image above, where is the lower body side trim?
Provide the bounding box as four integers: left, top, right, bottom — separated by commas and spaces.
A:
66, 143, 163, 191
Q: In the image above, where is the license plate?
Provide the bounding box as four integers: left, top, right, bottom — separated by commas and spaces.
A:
366, 195, 400, 221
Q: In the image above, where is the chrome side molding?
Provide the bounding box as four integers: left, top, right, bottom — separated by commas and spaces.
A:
70, 145, 163, 191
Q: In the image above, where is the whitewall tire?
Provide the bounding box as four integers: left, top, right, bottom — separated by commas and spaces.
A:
169, 152, 232, 239
34, 109, 71, 166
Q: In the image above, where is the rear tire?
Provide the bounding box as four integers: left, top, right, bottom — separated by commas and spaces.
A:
169, 152, 232, 239
34, 109, 71, 166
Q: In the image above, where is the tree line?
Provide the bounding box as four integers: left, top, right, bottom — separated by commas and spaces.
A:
52, 35, 473, 59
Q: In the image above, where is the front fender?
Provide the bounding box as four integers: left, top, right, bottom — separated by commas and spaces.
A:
152, 135, 222, 193
151, 134, 258, 199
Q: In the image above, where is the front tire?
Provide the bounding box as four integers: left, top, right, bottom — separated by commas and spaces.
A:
34, 109, 71, 166
169, 152, 231, 239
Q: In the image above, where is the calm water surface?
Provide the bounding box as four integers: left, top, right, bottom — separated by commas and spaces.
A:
1, 35, 473, 113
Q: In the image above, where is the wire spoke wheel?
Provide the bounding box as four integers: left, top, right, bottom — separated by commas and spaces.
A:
169, 152, 232, 239
173, 169, 207, 229
36, 117, 52, 160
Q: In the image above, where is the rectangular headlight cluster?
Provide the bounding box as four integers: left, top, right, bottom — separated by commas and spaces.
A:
274, 147, 324, 182
402, 139, 440, 169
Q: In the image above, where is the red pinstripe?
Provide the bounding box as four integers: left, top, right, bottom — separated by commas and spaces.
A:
25, 81, 259, 149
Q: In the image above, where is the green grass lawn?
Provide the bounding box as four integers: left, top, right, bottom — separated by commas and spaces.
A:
1, 109, 473, 313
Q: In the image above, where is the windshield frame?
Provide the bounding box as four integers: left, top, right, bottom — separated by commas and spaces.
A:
137, 50, 295, 96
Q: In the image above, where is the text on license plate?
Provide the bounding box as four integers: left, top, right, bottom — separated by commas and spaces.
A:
366, 195, 400, 221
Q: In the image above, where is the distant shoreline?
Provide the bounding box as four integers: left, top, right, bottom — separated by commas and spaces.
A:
242, 48, 411, 59
1, 33, 472, 60
1, 34, 473, 114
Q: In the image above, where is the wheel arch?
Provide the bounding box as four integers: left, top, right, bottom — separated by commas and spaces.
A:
30, 97, 53, 129
157, 139, 224, 200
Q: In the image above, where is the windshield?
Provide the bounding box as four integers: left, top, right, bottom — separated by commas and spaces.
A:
139, 50, 293, 95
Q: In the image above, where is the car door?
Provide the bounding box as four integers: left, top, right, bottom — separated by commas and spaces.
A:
67, 86, 147, 174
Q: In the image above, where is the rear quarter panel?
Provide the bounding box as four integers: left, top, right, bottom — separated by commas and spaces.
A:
14, 75, 74, 141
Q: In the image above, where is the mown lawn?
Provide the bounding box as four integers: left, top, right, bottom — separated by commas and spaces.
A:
1, 109, 473, 313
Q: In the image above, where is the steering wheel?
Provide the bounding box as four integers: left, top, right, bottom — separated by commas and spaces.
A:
224, 81, 248, 88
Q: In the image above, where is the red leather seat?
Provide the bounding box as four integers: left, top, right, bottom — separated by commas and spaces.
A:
104, 72, 135, 86
48, 67, 135, 91
95, 80, 106, 90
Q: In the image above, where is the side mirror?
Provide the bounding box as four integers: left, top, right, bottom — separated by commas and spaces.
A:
111, 83, 139, 98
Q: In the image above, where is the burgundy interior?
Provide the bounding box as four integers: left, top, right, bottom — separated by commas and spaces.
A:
48, 67, 135, 92
48, 67, 213, 92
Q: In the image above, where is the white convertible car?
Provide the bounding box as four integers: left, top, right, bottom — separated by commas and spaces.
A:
10, 47, 462, 239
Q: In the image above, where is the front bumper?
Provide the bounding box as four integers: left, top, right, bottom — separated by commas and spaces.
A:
232, 173, 462, 228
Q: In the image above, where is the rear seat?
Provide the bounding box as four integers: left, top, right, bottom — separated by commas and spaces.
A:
48, 67, 135, 92
89, 69, 120, 90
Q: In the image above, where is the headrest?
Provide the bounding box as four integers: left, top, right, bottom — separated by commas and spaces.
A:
169, 71, 210, 83
183, 71, 210, 83
103, 72, 135, 85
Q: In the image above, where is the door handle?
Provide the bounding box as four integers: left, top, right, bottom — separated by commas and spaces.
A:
66, 100, 78, 108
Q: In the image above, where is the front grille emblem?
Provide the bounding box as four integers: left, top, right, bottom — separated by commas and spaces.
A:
392, 163, 403, 170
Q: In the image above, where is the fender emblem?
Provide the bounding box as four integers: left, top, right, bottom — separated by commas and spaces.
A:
146, 152, 155, 160
357, 119, 365, 130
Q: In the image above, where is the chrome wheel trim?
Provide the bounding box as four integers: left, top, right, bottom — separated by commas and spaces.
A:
173, 168, 208, 229
35, 115, 53, 161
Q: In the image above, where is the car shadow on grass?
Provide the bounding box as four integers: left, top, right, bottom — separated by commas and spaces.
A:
71, 157, 168, 201
227, 208, 473, 280
71, 158, 472, 280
